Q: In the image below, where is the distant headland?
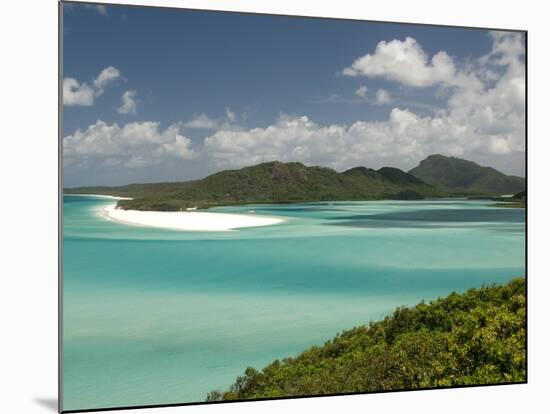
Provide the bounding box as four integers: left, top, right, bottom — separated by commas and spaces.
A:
65, 155, 525, 212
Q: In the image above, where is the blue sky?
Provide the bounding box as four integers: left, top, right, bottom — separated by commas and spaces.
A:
62, 2, 525, 187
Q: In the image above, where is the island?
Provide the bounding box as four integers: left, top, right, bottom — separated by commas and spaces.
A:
65, 155, 526, 212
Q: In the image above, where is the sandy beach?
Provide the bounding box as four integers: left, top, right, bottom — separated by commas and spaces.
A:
67, 194, 133, 200
100, 204, 284, 231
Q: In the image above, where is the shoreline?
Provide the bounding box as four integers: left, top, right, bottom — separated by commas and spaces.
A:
99, 203, 285, 232
65, 193, 133, 200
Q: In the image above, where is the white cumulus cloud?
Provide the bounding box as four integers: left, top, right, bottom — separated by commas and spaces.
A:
204, 33, 525, 174
375, 89, 392, 105
64, 120, 195, 169
63, 66, 122, 106
117, 90, 137, 115
225, 107, 236, 122
343, 37, 479, 89
184, 114, 219, 129
202, 111, 440, 171
64, 32, 525, 178
63, 78, 95, 106
93, 66, 121, 95
82, 4, 108, 15
354, 85, 368, 98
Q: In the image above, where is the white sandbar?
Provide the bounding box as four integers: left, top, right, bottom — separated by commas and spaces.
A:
100, 204, 284, 232
66, 194, 133, 200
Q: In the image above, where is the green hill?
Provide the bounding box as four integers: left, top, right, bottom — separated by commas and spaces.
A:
409, 154, 525, 195
512, 190, 526, 201
206, 278, 526, 401
65, 161, 441, 211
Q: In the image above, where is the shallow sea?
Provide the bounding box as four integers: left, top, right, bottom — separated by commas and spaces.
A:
62, 195, 525, 410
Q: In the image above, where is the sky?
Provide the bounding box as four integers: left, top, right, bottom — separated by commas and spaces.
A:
62, 2, 526, 187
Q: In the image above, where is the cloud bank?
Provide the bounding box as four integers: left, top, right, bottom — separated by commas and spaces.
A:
64, 121, 195, 169
201, 32, 524, 171
64, 32, 525, 179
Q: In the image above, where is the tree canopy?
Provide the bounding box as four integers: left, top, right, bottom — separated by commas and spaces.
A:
207, 278, 526, 401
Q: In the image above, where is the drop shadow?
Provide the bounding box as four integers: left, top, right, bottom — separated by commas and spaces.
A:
34, 397, 58, 412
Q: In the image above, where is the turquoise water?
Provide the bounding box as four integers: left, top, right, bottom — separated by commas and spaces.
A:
62, 196, 525, 410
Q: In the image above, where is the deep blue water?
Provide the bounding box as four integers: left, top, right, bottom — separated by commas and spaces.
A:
62, 196, 525, 410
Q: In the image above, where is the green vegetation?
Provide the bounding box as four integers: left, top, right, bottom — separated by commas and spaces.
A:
409, 154, 525, 194
65, 155, 527, 211
491, 190, 527, 208
66, 161, 442, 211
513, 190, 527, 201
493, 202, 525, 208
206, 278, 526, 401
